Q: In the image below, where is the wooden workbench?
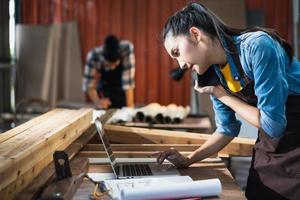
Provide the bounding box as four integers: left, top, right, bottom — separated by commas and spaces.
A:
73, 159, 246, 200
0, 109, 253, 199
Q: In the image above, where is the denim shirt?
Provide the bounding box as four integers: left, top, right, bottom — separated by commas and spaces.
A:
211, 31, 300, 138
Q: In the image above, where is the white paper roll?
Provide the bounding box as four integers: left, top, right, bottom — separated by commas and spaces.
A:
120, 178, 222, 200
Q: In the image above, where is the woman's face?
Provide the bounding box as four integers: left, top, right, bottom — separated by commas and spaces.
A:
164, 33, 210, 75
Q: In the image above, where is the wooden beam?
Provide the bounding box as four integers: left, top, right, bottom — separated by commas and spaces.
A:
0, 109, 64, 143
19, 125, 96, 199
78, 150, 193, 158
104, 125, 255, 156
0, 108, 92, 194
83, 144, 202, 151
4, 124, 96, 200
0, 108, 113, 199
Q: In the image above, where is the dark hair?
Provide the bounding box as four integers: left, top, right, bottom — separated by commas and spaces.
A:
103, 34, 121, 62
162, 2, 293, 62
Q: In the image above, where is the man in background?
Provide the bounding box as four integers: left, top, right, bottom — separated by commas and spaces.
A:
82, 35, 135, 108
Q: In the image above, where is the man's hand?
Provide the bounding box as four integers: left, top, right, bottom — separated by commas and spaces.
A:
87, 89, 112, 109
153, 148, 191, 168
96, 98, 111, 109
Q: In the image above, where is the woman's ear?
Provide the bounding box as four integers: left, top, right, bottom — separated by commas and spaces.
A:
189, 27, 202, 43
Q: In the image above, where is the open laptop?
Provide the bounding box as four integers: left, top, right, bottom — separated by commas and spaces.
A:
94, 118, 179, 179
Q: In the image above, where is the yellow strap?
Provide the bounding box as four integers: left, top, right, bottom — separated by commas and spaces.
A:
220, 63, 243, 92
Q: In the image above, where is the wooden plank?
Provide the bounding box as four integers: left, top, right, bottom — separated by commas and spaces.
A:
3, 125, 96, 200
64, 22, 85, 102
104, 125, 255, 156
83, 144, 202, 151
78, 151, 192, 158
0, 109, 76, 154
0, 109, 64, 143
0, 108, 92, 193
1, 112, 92, 199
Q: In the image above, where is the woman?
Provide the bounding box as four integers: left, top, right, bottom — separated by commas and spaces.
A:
155, 3, 300, 200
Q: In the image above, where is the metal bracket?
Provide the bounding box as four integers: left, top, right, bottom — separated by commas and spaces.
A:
53, 151, 72, 180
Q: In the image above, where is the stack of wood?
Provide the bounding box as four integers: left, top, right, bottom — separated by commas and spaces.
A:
0, 108, 93, 200
135, 103, 190, 124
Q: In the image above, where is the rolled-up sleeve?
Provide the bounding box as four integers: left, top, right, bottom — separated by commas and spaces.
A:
82, 50, 99, 92
121, 42, 135, 90
211, 95, 241, 137
249, 35, 288, 138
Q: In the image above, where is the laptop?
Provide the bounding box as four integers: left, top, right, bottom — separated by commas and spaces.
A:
94, 118, 179, 179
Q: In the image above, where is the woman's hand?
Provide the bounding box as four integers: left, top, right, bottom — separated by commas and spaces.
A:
153, 148, 191, 168
194, 80, 228, 99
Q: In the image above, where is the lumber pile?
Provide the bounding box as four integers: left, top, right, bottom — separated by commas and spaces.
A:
0, 108, 93, 200
103, 125, 255, 157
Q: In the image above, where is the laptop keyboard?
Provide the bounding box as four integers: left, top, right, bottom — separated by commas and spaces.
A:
116, 164, 153, 176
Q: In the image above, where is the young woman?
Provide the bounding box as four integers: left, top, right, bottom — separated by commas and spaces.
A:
155, 3, 300, 200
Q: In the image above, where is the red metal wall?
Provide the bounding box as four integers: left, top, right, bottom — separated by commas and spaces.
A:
246, 0, 293, 44
20, 0, 292, 106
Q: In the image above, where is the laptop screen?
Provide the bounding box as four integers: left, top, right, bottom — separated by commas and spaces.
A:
94, 119, 118, 174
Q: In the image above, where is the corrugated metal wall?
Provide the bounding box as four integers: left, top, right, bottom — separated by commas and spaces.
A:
246, 0, 292, 43
21, 0, 190, 106
19, 0, 292, 106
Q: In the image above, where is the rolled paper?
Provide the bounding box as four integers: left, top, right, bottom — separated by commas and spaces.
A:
135, 111, 145, 122
121, 178, 222, 200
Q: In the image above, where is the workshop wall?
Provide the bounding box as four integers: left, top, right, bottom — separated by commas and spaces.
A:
19, 0, 292, 106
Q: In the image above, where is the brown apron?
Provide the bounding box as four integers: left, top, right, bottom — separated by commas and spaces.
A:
225, 54, 300, 200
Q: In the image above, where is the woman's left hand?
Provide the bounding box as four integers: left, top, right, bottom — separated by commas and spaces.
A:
194, 80, 228, 99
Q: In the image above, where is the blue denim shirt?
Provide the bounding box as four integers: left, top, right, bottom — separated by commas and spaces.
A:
211, 31, 300, 138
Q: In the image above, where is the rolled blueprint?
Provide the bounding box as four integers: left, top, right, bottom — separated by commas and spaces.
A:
120, 178, 222, 200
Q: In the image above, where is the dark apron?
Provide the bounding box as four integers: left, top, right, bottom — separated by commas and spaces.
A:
97, 63, 126, 108
223, 54, 300, 200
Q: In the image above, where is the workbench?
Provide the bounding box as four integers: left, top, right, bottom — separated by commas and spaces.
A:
73, 159, 246, 200
0, 109, 254, 199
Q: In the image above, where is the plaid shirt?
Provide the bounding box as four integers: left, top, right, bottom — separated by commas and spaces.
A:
82, 40, 135, 92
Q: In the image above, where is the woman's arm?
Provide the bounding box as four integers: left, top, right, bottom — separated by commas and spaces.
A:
155, 131, 234, 168
214, 86, 260, 129
187, 131, 234, 164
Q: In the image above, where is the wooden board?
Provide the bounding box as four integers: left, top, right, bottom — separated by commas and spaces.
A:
0, 108, 93, 197
0, 109, 64, 143
14, 125, 97, 200
104, 125, 255, 157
